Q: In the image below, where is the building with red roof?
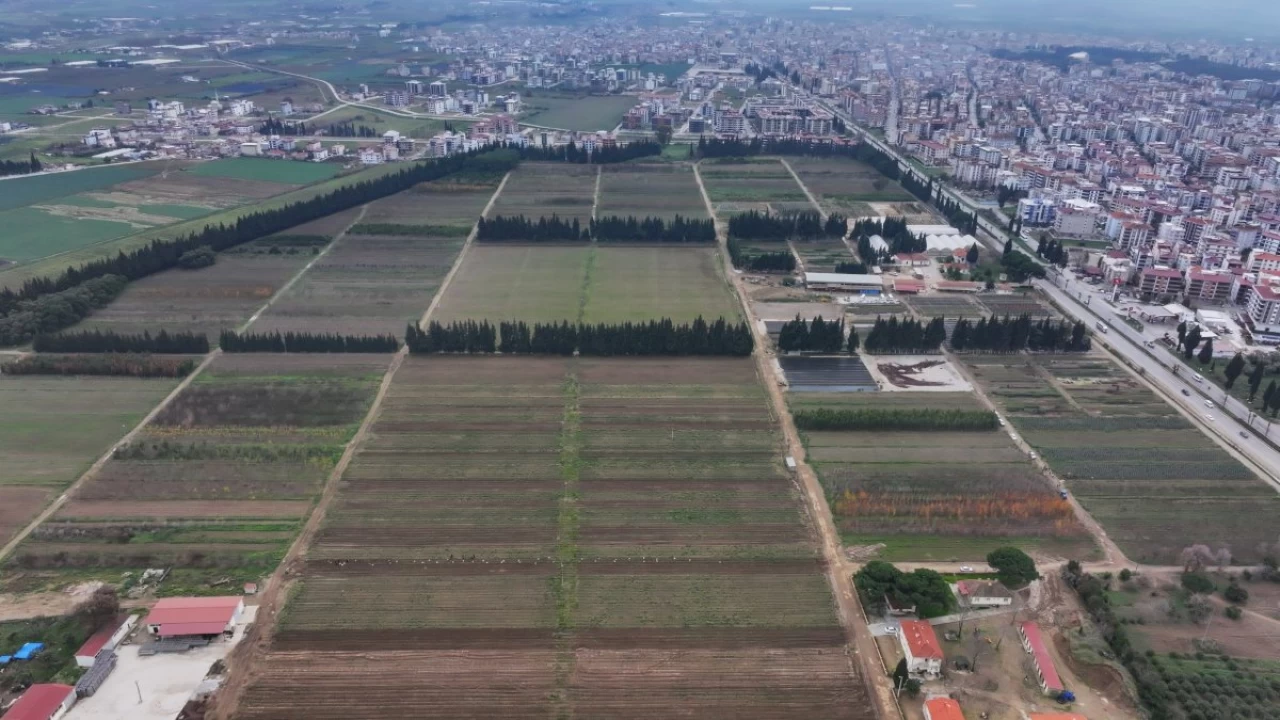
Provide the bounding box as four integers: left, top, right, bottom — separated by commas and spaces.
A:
922, 697, 964, 720
1138, 266, 1185, 299
3, 683, 76, 720
1020, 621, 1064, 694
144, 596, 243, 638
75, 615, 136, 668
898, 619, 943, 677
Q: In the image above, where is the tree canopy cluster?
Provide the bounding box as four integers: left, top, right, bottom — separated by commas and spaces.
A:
0, 148, 524, 344
218, 330, 399, 353
727, 237, 796, 273
855, 561, 953, 618
0, 152, 42, 178
1035, 236, 1070, 266
834, 261, 869, 274
33, 328, 209, 354
950, 315, 1089, 353
407, 317, 753, 356
728, 210, 844, 241
986, 547, 1039, 588
0, 275, 127, 348
863, 316, 947, 354
777, 315, 846, 353
900, 174, 978, 235
852, 217, 921, 259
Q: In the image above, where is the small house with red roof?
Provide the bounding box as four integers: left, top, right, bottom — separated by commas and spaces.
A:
3, 683, 76, 720
143, 596, 243, 639
1020, 621, 1065, 695
898, 619, 944, 677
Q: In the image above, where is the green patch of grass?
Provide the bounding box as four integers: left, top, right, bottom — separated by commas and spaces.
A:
0, 163, 158, 212
0, 614, 97, 689
139, 203, 213, 220
0, 207, 137, 262
189, 158, 340, 184
519, 93, 638, 132
841, 533, 1101, 562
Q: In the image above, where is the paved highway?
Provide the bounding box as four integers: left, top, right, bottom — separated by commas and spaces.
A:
1036, 273, 1280, 487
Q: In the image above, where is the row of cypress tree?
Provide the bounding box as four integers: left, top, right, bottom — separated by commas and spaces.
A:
777, 316, 847, 353
33, 329, 209, 354
406, 317, 753, 356
517, 141, 662, 164
475, 214, 715, 243
950, 315, 1089, 353
863, 316, 948, 353
727, 237, 797, 273
728, 210, 846, 241
219, 331, 400, 353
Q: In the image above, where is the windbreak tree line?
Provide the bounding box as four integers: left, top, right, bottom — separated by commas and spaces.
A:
863, 316, 948, 354
33, 328, 209, 354
795, 407, 999, 432
406, 317, 753, 356
950, 315, 1089, 353
728, 210, 846, 241
777, 316, 845, 353
476, 214, 715, 243
834, 261, 869, 274
219, 331, 400, 353
694, 137, 894, 174
516, 140, 662, 164
0, 148, 524, 344
900, 173, 979, 235
2, 354, 197, 378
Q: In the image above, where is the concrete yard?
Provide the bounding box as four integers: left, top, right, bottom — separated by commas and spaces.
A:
66, 608, 256, 720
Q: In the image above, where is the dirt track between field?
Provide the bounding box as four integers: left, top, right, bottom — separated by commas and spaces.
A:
694, 161, 900, 720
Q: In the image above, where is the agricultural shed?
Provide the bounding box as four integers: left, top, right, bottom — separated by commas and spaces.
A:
4, 683, 76, 720
75, 615, 136, 668
899, 619, 943, 677
144, 596, 243, 638
804, 272, 884, 294
907, 224, 960, 236
1019, 621, 1064, 695
934, 280, 983, 293
923, 697, 965, 720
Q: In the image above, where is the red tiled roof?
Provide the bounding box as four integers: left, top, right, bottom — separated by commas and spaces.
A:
924, 698, 965, 720
76, 619, 123, 659
1021, 622, 1064, 691
1254, 284, 1280, 301
1141, 267, 1182, 279
145, 596, 240, 633
900, 619, 943, 660
4, 684, 74, 720
157, 621, 230, 638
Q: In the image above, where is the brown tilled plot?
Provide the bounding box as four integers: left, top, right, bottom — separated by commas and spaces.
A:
227, 356, 871, 719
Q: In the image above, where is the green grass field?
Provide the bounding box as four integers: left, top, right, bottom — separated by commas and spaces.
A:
189, 158, 341, 184
583, 246, 739, 323
0, 207, 136, 263
0, 375, 178, 487
0, 162, 410, 291
0, 163, 159, 212
433, 245, 589, 323
519, 93, 638, 131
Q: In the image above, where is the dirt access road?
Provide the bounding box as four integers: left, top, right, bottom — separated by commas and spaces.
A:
694, 162, 901, 720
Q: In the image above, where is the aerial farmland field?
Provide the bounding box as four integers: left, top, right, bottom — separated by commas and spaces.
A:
488, 162, 598, 224
784, 156, 914, 211
5, 354, 391, 595
795, 391, 1096, 561
965, 353, 1280, 564
595, 163, 710, 221
518, 91, 638, 131
434, 245, 738, 324
233, 357, 869, 720
188, 157, 341, 185
0, 374, 179, 546
698, 157, 810, 212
